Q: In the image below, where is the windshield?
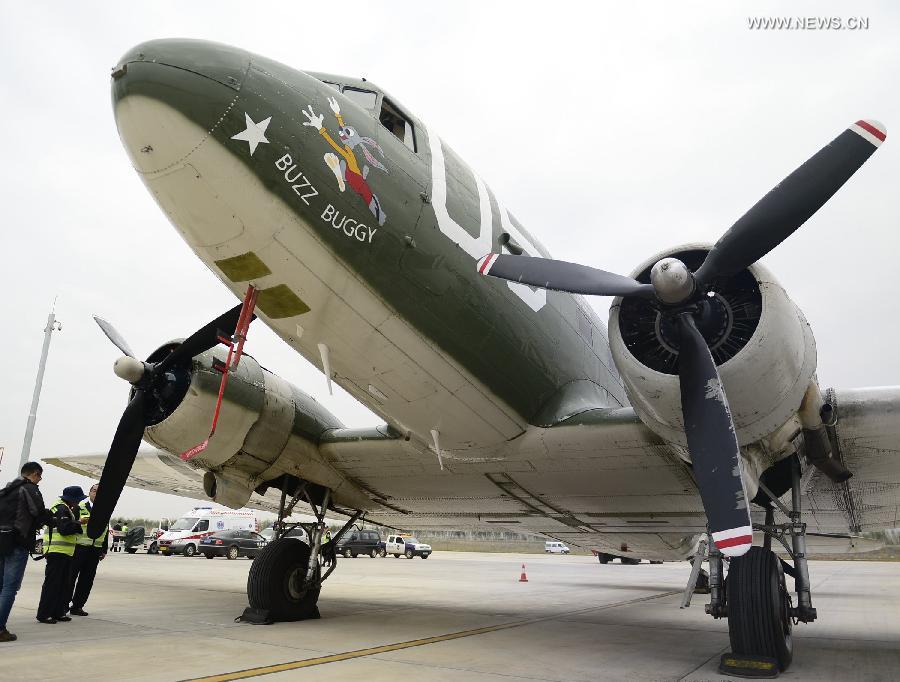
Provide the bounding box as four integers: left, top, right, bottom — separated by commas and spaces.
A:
405, 537, 421, 544
170, 517, 199, 531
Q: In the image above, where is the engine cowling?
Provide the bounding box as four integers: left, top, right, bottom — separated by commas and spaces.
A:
609, 245, 817, 449
137, 342, 371, 510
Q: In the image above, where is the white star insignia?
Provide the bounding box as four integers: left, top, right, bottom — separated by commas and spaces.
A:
231, 113, 271, 155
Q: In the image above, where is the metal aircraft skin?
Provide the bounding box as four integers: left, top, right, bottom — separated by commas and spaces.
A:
50, 39, 900, 565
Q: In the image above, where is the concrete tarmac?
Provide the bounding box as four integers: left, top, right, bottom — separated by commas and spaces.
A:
0, 551, 898, 681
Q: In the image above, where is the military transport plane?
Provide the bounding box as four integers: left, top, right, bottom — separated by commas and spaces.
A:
47, 38, 899, 671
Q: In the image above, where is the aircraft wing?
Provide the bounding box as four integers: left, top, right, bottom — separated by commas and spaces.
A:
43, 450, 286, 515
805, 387, 900, 533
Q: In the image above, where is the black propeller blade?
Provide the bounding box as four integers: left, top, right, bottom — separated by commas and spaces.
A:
155, 303, 245, 374
93, 316, 136, 358
694, 120, 886, 284
87, 392, 147, 539
88, 304, 247, 539
676, 314, 751, 556
476, 254, 655, 299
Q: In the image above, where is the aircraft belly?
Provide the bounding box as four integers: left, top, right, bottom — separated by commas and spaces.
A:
136, 101, 522, 451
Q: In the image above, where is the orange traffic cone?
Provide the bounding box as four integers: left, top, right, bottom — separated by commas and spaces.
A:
519, 563, 529, 582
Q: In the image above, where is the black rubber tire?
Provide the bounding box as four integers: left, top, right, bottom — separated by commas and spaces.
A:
204, 553, 215, 560
378, 548, 386, 557
421, 554, 428, 559
369, 548, 378, 558
125, 548, 137, 554
727, 547, 793, 671
393, 553, 399, 558
227, 546, 239, 560
148, 542, 158, 555
597, 553, 610, 564
184, 544, 196, 558
343, 548, 353, 558
621, 557, 641, 565
247, 539, 320, 621
405, 549, 414, 559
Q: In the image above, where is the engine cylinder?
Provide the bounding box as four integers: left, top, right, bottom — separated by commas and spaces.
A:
609, 245, 817, 447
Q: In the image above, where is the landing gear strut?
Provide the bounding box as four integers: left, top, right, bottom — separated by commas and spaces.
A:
684, 456, 816, 674
238, 477, 360, 624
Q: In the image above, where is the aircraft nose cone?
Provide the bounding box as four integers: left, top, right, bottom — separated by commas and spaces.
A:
112, 39, 249, 174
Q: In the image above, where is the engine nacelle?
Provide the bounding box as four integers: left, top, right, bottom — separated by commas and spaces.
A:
139, 342, 370, 510
609, 245, 817, 449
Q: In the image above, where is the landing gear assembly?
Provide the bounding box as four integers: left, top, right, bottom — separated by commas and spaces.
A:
239, 476, 361, 624
682, 456, 816, 676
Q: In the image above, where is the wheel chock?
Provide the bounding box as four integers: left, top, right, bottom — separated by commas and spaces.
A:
719, 653, 779, 678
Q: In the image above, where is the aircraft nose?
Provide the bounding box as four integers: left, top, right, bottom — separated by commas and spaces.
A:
112, 39, 249, 174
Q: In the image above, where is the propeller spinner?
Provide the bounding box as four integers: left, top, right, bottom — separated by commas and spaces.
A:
478, 119, 886, 556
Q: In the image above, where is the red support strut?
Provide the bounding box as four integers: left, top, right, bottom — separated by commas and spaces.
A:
181, 285, 258, 461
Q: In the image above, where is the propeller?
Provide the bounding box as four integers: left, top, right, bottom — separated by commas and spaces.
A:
478, 120, 886, 556
86, 304, 244, 539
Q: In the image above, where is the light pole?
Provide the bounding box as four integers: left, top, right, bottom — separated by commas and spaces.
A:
19, 302, 63, 471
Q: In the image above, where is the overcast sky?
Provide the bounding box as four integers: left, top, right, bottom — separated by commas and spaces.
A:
1, 2, 898, 518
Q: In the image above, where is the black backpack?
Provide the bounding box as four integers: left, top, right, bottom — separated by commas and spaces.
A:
0, 480, 27, 525
0, 480, 27, 555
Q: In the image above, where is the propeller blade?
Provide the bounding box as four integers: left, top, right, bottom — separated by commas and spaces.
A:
695, 120, 886, 284
476, 253, 655, 299
154, 303, 245, 374
676, 314, 752, 557
93, 316, 136, 358
87, 391, 147, 539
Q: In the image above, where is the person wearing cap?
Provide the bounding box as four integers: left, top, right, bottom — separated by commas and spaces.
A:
36, 486, 85, 624
67, 483, 108, 617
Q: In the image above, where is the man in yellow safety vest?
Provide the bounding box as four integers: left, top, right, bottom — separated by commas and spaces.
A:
36, 487, 85, 624
68, 484, 108, 616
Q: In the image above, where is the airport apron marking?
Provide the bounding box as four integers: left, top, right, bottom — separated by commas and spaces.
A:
182, 590, 680, 681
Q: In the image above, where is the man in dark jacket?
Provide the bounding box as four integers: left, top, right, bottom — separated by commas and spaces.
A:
36, 486, 85, 624
0, 461, 49, 642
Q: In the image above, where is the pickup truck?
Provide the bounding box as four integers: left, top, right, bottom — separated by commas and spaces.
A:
385, 534, 432, 559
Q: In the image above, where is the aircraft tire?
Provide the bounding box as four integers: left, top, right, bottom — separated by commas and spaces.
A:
247, 539, 320, 621
727, 547, 793, 671
597, 553, 611, 564
621, 557, 641, 565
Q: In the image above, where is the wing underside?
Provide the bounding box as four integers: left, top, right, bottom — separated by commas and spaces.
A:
46, 389, 899, 560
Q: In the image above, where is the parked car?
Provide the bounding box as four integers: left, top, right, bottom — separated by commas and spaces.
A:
157, 507, 258, 557
335, 528, 382, 558
201, 530, 267, 560
385, 534, 431, 559
545, 541, 570, 554
260, 526, 307, 543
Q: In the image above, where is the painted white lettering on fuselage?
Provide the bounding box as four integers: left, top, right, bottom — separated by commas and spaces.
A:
322, 204, 377, 243
424, 127, 547, 312
275, 152, 376, 246
275, 153, 320, 205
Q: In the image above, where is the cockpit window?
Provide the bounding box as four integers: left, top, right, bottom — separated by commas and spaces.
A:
323, 81, 342, 92
343, 87, 378, 112
379, 98, 416, 153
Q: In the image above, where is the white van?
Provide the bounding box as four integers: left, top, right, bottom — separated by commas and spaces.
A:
157, 507, 258, 557
545, 541, 570, 554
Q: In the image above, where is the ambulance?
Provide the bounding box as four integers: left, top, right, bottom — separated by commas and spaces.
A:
157, 507, 258, 557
